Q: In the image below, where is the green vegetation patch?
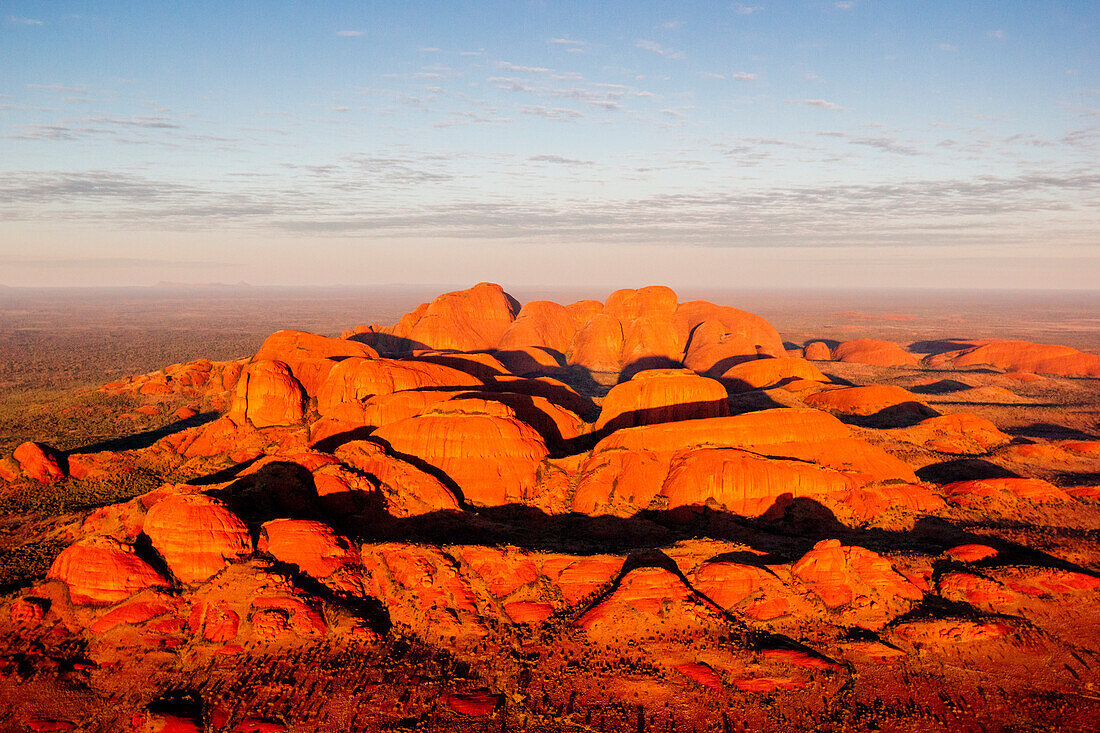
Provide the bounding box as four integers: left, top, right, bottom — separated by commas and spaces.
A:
0, 538, 65, 592
0, 466, 164, 516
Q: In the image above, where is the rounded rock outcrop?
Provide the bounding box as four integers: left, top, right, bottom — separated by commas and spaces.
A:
595, 369, 729, 432
47, 538, 169, 605
143, 493, 252, 584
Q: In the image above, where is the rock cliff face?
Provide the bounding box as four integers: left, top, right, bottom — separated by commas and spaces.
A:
4, 282, 1100, 730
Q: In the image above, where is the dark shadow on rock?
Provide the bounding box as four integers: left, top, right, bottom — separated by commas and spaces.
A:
618, 356, 684, 382
593, 399, 731, 438
410, 352, 510, 382
311, 426, 377, 453
909, 379, 972, 395
803, 339, 841, 349
915, 459, 1019, 483
482, 374, 598, 420
187, 455, 263, 486
830, 402, 940, 429
211, 461, 324, 525
817, 372, 857, 387
361, 436, 468, 507
68, 411, 221, 454
263, 556, 391, 635
907, 339, 980, 355
1004, 422, 1098, 441
346, 332, 429, 356
727, 391, 787, 415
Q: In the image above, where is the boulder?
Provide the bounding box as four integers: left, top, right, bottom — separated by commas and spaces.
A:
335, 440, 460, 516
595, 369, 729, 432
720, 357, 828, 392
12, 441, 65, 484
47, 539, 169, 605
253, 330, 379, 394
402, 283, 520, 351
143, 494, 252, 584
804, 342, 832, 361
258, 519, 355, 578
227, 360, 306, 428
832, 339, 919, 367
370, 405, 548, 507
946, 340, 1100, 377
568, 314, 624, 373
497, 300, 576, 353
316, 357, 480, 420
805, 385, 931, 418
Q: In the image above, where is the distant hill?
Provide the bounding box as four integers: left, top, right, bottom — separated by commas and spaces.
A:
152, 280, 251, 288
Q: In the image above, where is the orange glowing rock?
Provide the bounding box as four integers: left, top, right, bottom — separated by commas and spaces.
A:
441, 690, 501, 717
562, 298, 602, 325
891, 413, 1012, 455
891, 619, 1011, 646
584, 409, 916, 486
946, 544, 999, 562
189, 601, 240, 643
398, 283, 519, 351
594, 369, 729, 432
946, 340, 1100, 377
486, 374, 595, 417
675, 301, 787, 369
503, 601, 554, 625
47, 539, 168, 605
620, 313, 684, 375
832, 339, 919, 367
944, 478, 1072, 507
258, 519, 356, 578
938, 572, 1015, 609
543, 555, 624, 604
253, 330, 379, 394
995, 567, 1100, 595
792, 539, 923, 612
578, 566, 697, 630
361, 543, 487, 642
568, 313, 624, 373
143, 494, 252, 584
457, 545, 540, 598
803, 342, 832, 361
604, 286, 679, 322
334, 440, 459, 516
370, 406, 548, 507
411, 351, 512, 382
660, 449, 857, 516
805, 385, 930, 417
691, 561, 777, 611
360, 389, 458, 428
720, 357, 828, 392
675, 662, 723, 690
12, 441, 65, 484
498, 300, 577, 354
89, 599, 176, 635
250, 596, 327, 637
227, 360, 306, 428
316, 356, 480, 420
449, 391, 585, 449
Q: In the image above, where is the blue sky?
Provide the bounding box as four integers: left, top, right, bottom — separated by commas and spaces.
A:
1, 1, 1097, 288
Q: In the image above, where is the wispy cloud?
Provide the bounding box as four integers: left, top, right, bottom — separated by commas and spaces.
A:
789, 98, 844, 110
519, 105, 584, 121
549, 37, 586, 47
731, 72, 757, 81
528, 154, 593, 165
835, 2, 855, 10
417, 46, 440, 52
335, 30, 363, 37
635, 40, 683, 59
732, 4, 762, 15
26, 83, 86, 94
987, 30, 1006, 40
8, 15, 42, 26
